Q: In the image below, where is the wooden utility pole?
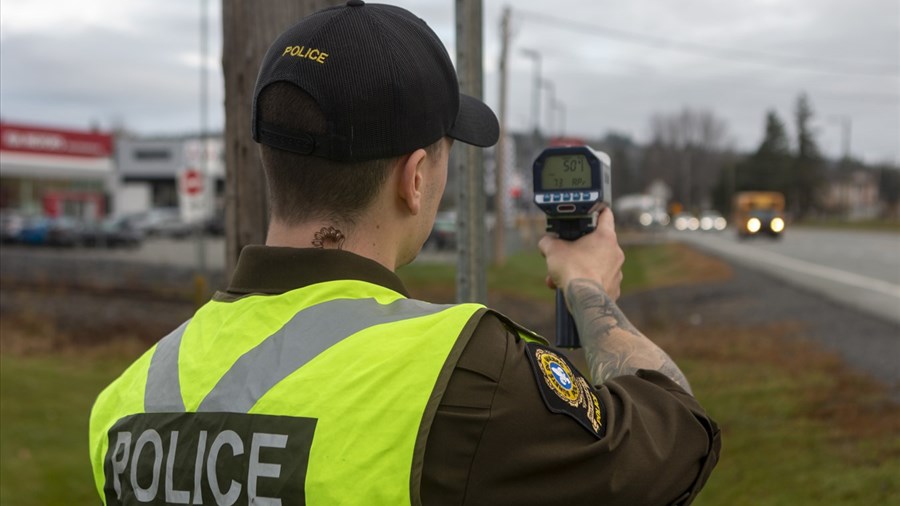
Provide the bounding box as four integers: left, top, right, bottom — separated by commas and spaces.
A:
221, 0, 343, 275
455, 0, 487, 303
493, 6, 511, 266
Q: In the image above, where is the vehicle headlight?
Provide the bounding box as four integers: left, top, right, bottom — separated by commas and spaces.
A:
771, 217, 785, 233
639, 212, 653, 227
715, 217, 727, 230
700, 217, 713, 230
688, 217, 700, 231
747, 218, 761, 233
675, 217, 687, 231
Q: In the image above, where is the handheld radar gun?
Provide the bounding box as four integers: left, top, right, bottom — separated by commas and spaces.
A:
532, 146, 612, 348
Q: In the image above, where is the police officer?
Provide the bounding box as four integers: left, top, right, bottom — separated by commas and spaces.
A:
90, 2, 720, 504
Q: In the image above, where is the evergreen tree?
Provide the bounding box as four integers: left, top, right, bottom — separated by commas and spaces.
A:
791, 92, 823, 218
878, 165, 900, 218
736, 110, 791, 193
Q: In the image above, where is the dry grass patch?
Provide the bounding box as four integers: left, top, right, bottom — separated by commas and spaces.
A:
650, 321, 900, 504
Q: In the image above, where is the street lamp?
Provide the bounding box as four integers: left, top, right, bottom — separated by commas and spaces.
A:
539, 79, 567, 139
520, 48, 542, 137
555, 99, 567, 137
540, 78, 555, 136
828, 115, 852, 161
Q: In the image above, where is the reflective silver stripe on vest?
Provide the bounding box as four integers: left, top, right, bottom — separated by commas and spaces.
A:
144, 319, 191, 413
197, 297, 453, 413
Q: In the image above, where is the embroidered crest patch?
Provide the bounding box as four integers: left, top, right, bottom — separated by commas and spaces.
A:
526, 343, 606, 439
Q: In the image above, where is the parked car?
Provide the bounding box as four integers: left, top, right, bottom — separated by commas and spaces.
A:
425, 211, 457, 250
81, 217, 144, 248
0, 210, 26, 244
204, 214, 225, 236
130, 208, 195, 239
17, 216, 86, 247
153, 216, 196, 239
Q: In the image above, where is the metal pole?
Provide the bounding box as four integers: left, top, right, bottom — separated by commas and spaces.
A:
455, 0, 487, 303
194, 0, 209, 306
841, 116, 851, 160
557, 100, 567, 136
493, 6, 510, 266
521, 49, 542, 138
541, 79, 555, 137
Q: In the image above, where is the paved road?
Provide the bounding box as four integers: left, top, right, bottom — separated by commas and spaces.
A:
618, 260, 900, 392
674, 227, 900, 326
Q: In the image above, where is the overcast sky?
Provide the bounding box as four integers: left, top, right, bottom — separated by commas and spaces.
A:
1, 0, 898, 165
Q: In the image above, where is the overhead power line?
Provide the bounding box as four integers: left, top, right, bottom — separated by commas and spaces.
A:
515, 9, 900, 79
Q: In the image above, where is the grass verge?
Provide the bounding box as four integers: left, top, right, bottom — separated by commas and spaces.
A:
666, 322, 900, 504
0, 355, 134, 506
398, 241, 732, 300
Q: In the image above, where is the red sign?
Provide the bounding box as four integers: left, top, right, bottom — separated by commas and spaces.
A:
182, 169, 204, 196
43, 191, 106, 219
0, 121, 113, 158
549, 136, 586, 147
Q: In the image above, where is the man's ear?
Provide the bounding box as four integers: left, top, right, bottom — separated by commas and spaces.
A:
397, 148, 428, 215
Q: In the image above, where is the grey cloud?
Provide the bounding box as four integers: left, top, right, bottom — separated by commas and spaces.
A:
0, 0, 896, 163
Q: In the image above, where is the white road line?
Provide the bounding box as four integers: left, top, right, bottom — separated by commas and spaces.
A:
695, 236, 900, 299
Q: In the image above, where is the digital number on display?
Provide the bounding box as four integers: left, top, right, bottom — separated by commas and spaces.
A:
541, 155, 592, 190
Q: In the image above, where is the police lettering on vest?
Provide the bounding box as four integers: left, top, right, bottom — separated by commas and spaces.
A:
104, 412, 316, 505
90, 291, 494, 504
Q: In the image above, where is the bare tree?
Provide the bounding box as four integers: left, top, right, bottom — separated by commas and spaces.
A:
644, 107, 731, 210
222, 0, 343, 274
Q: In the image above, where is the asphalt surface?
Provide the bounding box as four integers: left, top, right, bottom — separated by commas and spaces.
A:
617, 260, 900, 392
676, 228, 900, 325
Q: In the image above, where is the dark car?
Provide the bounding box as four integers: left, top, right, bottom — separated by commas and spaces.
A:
0, 211, 26, 244
204, 214, 225, 236
82, 217, 144, 248
425, 211, 457, 250
130, 208, 195, 239
17, 216, 85, 247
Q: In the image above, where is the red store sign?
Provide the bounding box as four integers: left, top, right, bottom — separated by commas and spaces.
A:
0, 121, 113, 159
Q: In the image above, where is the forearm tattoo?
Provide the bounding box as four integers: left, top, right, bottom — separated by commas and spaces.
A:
567, 279, 693, 395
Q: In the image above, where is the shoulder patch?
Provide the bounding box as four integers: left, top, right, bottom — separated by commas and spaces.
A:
525, 342, 606, 439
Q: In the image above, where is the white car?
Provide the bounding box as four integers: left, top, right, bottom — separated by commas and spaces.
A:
699, 211, 727, 232
673, 213, 700, 231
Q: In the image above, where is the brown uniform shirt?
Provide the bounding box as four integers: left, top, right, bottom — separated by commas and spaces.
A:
223, 247, 721, 505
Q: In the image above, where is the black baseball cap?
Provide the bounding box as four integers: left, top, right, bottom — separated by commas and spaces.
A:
252, 0, 499, 162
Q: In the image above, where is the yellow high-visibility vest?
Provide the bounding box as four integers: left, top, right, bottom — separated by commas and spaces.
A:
89, 279, 509, 505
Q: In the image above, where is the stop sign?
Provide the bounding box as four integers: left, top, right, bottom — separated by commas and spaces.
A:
182, 168, 203, 196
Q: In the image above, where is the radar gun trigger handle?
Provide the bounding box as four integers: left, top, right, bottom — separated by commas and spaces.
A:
532, 145, 612, 348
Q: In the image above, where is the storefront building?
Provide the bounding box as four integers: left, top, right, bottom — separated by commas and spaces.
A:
115, 135, 225, 216
0, 121, 114, 219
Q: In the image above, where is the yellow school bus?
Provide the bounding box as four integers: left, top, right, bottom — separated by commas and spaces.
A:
733, 192, 786, 238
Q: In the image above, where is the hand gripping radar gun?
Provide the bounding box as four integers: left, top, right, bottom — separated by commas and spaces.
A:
532, 146, 612, 348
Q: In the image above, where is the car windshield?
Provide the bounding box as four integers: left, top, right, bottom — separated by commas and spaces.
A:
750, 209, 777, 219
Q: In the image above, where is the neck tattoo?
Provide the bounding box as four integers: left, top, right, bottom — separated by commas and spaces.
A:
312, 226, 346, 249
